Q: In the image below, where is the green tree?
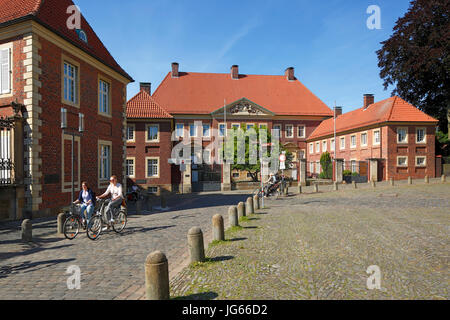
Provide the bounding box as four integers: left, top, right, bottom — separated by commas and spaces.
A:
319, 152, 332, 179
376, 0, 450, 133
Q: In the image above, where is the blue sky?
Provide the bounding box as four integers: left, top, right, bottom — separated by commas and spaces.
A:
76, 0, 412, 113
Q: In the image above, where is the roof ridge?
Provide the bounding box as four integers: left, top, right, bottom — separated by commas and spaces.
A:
385, 95, 397, 122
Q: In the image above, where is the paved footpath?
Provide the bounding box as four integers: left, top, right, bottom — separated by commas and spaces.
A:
0, 191, 252, 300
171, 180, 450, 300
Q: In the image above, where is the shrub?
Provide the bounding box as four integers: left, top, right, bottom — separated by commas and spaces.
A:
320, 152, 332, 179
343, 170, 352, 176
352, 172, 359, 177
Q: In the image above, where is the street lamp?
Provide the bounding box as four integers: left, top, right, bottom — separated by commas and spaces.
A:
61, 108, 84, 213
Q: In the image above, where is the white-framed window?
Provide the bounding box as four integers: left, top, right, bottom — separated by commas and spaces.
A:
361, 132, 368, 147
175, 123, 184, 138
99, 79, 110, 115
126, 158, 135, 178
416, 128, 426, 143
203, 148, 212, 165
232, 123, 240, 130
309, 143, 314, 154
148, 187, 159, 194
126, 124, 135, 142
299, 150, 306, 159
315, 142, 320, 153
146, 157, 160, 178
297, 125, 305, 138
202, 124, 211, 137
285, 125, 294, 138
259, 123, 268, 130
373, 129, 380, 145
397, 156, 408, 167
99, 142, 111, 181
322, 140, 327, 152
340, 137, 345, 150
351, 160, 357, 173
316, 161, 321, 174
331, 139, 335, 152
218, 123, 227, 137
189, 123, 198, 137
415, 156, 426, 167
146, 124, 159, 142
273, 124, 282, 138
246, 123, 255, 131
0, 46, 12, 95
350, 135, 357, 148
310, 162, 314, 174
64, 61, 78, 104
397, 128, 408, 143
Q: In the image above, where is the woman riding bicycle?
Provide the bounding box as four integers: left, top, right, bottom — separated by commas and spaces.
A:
73, 181, 96, 225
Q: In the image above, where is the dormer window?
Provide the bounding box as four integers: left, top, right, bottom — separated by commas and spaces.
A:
76, 29, 88, 43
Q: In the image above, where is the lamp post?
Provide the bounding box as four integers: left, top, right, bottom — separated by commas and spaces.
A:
61, 108, 84, 213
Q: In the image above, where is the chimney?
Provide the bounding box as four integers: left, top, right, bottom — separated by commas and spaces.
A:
334, 106, 343, 118
171, 62, 179, 78
285, 67, 295, 81
140, 82, 151, 95
231, 65, 239, 80
364, 94, 374, 109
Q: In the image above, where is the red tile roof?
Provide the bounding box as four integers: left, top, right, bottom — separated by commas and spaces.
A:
152, 71, 333, 117
127, 90, 172, 119
0, 0, 133, 81
308, 96, 438, 141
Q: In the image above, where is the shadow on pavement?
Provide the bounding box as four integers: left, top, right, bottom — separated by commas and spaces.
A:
0, 258, 75, 279
0, 243, 74, 262
119, 225, 176, 236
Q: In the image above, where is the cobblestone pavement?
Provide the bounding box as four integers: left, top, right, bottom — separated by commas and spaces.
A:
171, 179, 450, 300
0, 191, 252, 300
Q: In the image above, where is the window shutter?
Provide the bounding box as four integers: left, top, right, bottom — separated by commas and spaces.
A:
1, 48, 11, 94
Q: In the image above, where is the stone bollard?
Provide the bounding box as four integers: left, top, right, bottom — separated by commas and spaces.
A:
145, 251, 170, 300
390, 178, 394, 187
424, 176, 429, 184
408, 177, 413, 185
284, 185, 289, 196
298, 185, 302, 194
246, 197, 254, 216
228, 206, 239, 228
136, 200, 142, 215
57, 212, 66, 235
371, 180, 376, 188
147, 196, 153, 212
352, 181, 357, 189
212, 214, 225, 242
333, 182, 338, 191
253, 195, 260, 211
160, 196, 167, 209
21, 219, 32, 243
442, 175, 447, 183
188, 227, 205, 264
314, 183, 319, 193
237, 202, 246, 218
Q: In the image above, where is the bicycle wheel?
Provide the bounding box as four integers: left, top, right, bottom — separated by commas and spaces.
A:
87, 216, 102, 240
112, 211, 127, 233
63, 216, 80, 240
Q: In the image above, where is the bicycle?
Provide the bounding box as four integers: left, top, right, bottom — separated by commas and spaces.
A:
63, 204, 87, 240
87, 198, 127, 240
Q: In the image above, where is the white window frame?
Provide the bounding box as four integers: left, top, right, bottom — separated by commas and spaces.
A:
98, 140, 112, 186
202, 123, 211, 138
297, 125, 306, 138
146, 157, 160, 178
146, 124, 160, 143
285, 124, 294, 139
309, 143, 314, 154
126, 124, 135, 142
259, 123, 268, 129
397, 127, 408, 144
63, 60, 79, 106
0, 44, 12, 96
148, 187, 159, 194
340, 137, 346, 150
98, 78, 111, 117
416, 127, 426, 144
397, 156, 408, 167
310, 162, 314, 174
246, 123, 255, 131
316, 161, 321, 174
218, 123, 227, 137
315, 142, 320, 154
273, 124, 282, 138
231, 123, 240, 131
415, 156, 426, 167
330, 139, 335, 152
126, 157, 135, 178
373, 129, 380, 146
350, 135, 357, 149
350, 159, 357, 173
360, 132, 368, 147
175, 123, 184, 138
322, 140, 327, 152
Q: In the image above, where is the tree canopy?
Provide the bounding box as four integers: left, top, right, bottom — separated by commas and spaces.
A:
376, 0, 450, 133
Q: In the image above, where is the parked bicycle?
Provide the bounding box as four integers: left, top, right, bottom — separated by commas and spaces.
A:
63, 204, 87, 240
86, 198, 127, 240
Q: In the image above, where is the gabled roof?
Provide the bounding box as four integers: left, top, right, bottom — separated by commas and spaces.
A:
308, 96, 438, 141
152, 71, 333, 117
127, 90, 172, 119
0, 0, 133, 82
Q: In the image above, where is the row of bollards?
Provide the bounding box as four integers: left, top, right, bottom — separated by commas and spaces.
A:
145, 194, 261, 300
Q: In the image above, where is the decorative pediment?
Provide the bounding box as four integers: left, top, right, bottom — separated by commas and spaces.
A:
211, 98, 275, 117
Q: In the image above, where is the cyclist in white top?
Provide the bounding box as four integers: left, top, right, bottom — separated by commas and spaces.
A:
97, 175, 124, 225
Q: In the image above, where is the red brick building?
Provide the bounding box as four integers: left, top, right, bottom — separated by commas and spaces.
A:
0, 0, 133, 218
127, 63, 334, 192
307, 95, 439, 181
